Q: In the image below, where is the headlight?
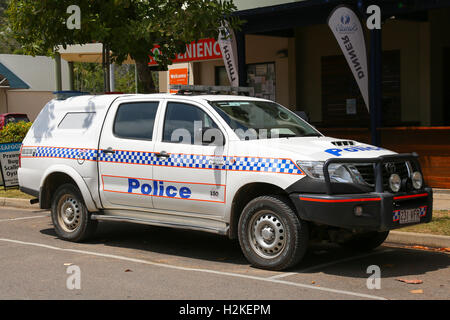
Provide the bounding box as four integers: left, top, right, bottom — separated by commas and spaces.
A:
297, 161, 366, 185
412, 171, 423, 190
389, 174, 401, 192
296, 161, 326, 179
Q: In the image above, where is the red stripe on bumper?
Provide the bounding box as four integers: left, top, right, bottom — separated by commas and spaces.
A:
393, 193, 428, 201
299, 197, 382, 203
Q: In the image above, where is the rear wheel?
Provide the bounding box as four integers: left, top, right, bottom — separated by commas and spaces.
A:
238, 195, 309, 271
51, 184, 97, 242
340, 231, 390, 252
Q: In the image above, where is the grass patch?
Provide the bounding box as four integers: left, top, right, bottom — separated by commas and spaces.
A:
0, 188, 34, 199
397, 210, 450, 236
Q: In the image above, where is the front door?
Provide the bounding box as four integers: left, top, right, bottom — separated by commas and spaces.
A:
152, 100, 228, 217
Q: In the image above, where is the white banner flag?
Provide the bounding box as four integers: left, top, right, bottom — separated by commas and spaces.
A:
218, 23, 239, 87
328, 6, 369, 111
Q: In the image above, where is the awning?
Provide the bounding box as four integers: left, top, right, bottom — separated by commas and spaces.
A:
57, 43, 134, 64
0, 62, 30, 89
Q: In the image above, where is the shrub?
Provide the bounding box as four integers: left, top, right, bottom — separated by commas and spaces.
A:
0, 121, 32, 143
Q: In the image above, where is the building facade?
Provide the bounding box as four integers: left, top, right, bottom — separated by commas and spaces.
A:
0, 54, 71, 121
158, 0, 450, 188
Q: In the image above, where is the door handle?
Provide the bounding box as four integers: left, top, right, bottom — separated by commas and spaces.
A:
102, 147, 116, 154
208, 157, 225, 166
155, 151, 170, 159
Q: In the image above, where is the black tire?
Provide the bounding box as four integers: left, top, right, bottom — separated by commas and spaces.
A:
340, 231, 390, 252
238, 195, 309, 271
51, 183, 97, 242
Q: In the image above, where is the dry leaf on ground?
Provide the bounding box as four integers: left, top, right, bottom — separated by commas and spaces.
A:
410, 289, 424, 294
396, 278, 423, 284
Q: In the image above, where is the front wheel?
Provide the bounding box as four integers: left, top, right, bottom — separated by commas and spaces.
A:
51, 184, 97, 242
238, 195, 309, 271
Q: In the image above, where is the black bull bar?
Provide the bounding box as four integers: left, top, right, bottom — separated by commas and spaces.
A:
323, 153, 423, 195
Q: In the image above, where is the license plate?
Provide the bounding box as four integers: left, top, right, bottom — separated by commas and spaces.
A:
399, 208, 421, 224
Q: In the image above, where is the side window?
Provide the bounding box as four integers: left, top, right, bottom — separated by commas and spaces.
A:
113, 102, 159, 140
163, 102, 221, 145
59, 112, 95, 130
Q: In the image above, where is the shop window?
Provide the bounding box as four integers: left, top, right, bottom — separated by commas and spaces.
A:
247, 63, 276, 101
215, 63, 276, 101
321, 50, 401, 128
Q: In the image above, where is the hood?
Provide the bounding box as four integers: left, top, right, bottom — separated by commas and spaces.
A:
230, 136, 396, 162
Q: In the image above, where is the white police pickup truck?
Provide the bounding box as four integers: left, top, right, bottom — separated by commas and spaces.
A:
18, 93, 433, 270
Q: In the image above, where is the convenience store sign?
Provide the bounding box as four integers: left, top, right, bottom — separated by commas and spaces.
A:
149, 38, 222, 66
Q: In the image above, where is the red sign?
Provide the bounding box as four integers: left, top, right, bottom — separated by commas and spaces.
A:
149, 38, 222, 66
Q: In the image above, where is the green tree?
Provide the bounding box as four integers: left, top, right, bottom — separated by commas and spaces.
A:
73, 62, 140, 94
0, 0, 21, 53
6, 0, 240, 92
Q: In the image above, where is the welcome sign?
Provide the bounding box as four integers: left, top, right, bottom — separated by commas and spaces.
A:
328, 6, 369, 111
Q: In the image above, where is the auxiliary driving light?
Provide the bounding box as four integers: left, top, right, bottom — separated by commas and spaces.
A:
389, 174, 401, 193
412, 171, 423, 190
354, 206, 363, 216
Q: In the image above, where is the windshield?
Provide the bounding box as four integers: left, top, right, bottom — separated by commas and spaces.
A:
210, 100, 321, 140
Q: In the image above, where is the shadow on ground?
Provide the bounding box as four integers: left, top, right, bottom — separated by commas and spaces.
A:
40, 221, 450, 276
40, 221, 247, 266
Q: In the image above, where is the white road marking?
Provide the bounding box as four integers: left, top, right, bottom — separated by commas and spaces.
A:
268, 249, 394, 280
0, 238, 387, 300
268, 249, 393, 279
0, 215, 49, 222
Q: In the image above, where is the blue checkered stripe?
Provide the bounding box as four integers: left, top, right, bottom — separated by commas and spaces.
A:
225, 157, 302, 174
98, 150, 302, 174
98, 150, 155, 165
35, 147, 98, 161
34, 147, 303, 175
159, 154, 215, 169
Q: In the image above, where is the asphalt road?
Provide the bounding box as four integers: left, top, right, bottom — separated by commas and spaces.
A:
0, 206, 448, 300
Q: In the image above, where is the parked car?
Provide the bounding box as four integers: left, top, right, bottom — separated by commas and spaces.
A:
18, 92, 433, 270
0, 113, 30, 130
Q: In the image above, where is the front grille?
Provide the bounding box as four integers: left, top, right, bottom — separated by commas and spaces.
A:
354, 164, 376, 186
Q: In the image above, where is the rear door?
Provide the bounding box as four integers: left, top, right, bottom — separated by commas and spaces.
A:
98, 98, 161, 210
152, 100, 228, 217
